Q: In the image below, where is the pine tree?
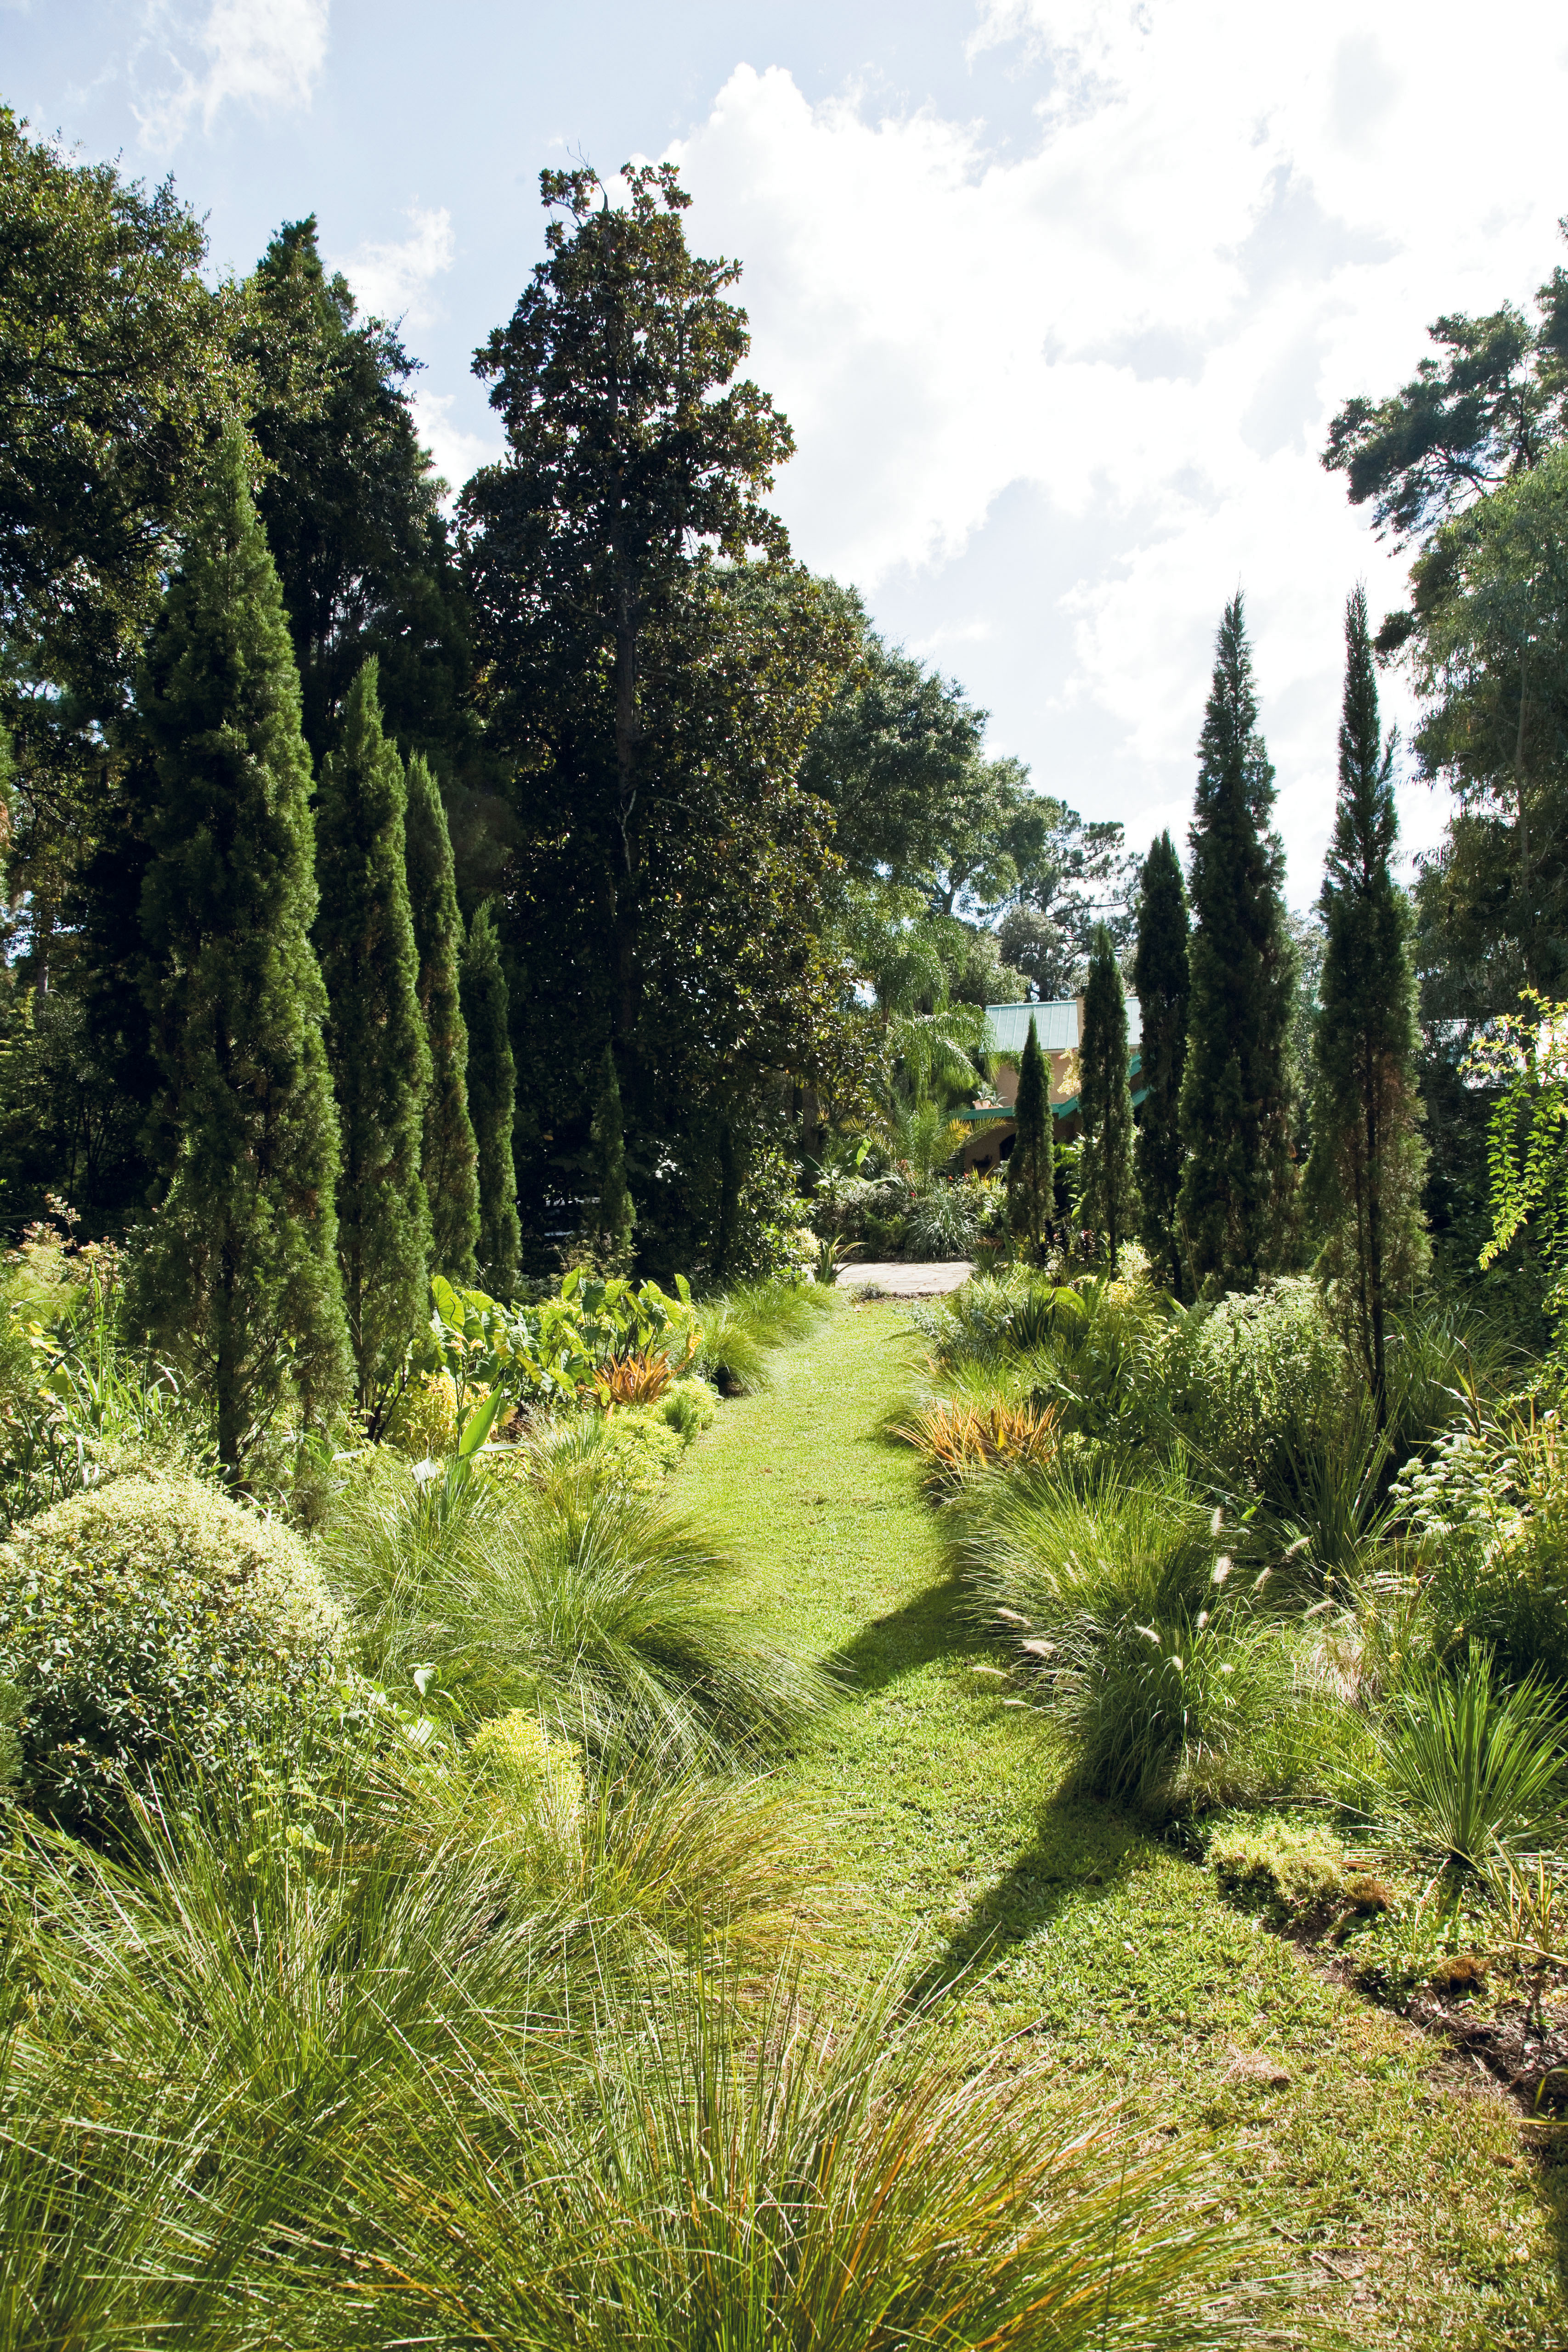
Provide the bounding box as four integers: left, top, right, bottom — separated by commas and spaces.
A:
132, 437, 349, 1475
405, 752, 480, 1279
1177, 595, 1296, 1292
1008, 1015, 1053, 1262
1132, 831, 1190, 1294
1308, 585, 1429, 1417
1078, 924, 1137, 1272
461, 901, 521, 1295
587, 1045, 637, 1270
313, 660, 432, 1425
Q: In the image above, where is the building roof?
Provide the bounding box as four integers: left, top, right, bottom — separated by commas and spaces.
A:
983, 996, 1142, 1056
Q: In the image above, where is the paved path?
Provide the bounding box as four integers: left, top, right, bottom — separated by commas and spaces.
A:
843, 1259, 973, 1297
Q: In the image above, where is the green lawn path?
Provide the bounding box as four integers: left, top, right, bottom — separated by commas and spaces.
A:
674, 1296, 1566, 2352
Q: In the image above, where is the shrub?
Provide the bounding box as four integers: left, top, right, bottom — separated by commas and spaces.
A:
468, 1707, 583, 1815
0, 1470, 344, 1833
392, 1368, 459, 1456
905, 1181, 980, 1261
1167, 1277, 1353, 1500
660, 1375, 717, 1442
1375, 1647, 1567, 1868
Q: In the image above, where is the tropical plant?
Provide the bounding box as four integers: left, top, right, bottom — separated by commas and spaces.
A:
1376, 1648, 1567, 1869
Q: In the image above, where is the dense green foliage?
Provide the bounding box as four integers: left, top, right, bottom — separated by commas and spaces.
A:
314, 663, 433, 1424
0, 1467, 342, 1834
1308, 589, 1429, 1414
1132, 831, 1190, 1293
130, 441, 350, 1472
405, 751, 480, 1279
1177, 597, 1296, 1294
1076, 922, 1136, 1270
460, 901, 521, 1294
1007, 1014, 1053, 1258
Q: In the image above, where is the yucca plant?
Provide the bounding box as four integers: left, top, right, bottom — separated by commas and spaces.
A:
1376, 1646, 1568, 1869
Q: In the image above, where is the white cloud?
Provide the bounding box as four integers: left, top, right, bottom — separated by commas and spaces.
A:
336, 206, 456, 334
668, 7, 1568, 896
135, 0, 328, 145
408, 390, 504, 506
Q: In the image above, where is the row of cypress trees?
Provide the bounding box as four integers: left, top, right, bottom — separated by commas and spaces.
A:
128, 440, 519, 1471
1018, 588, 1426, 1424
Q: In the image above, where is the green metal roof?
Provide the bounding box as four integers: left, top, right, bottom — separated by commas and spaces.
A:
983, 996, 1142, 1057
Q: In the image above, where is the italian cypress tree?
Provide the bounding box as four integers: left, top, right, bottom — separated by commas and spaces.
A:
405, 752, 480, 1279
1308, 585, 1429, 1418
314, 660, 432, 1426
1177, 595, 1296, 1292
1077, 924, 1137, 1272
587, 1045, 637, 1270
1008, 1015, 1053, 1262
1132, 831, 1190, 1294
461, 901, 521, 1294
132, 437, 349, 1475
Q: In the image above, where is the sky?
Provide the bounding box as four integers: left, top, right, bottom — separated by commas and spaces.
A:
7, 0, 1568, 904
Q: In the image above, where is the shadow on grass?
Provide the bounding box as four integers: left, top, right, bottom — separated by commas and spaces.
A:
823, 1566, 984, 1697
909, 1783, 1141, 2006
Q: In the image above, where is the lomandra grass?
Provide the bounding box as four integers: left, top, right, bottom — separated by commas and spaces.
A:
329, 1475, 831, 1767
0, 1765, 1274, 2351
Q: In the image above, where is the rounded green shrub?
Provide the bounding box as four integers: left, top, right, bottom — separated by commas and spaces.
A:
0, 1470, 345, 1833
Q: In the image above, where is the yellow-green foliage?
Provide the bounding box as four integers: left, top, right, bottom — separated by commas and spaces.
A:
600, 1407, 686, 1495
0, 1470, 343, 1831
393, 1370, 459, 1457
661, 1376, 717, 1441
1209, 1822, 1357, 1926
468, 1707, 583, 1814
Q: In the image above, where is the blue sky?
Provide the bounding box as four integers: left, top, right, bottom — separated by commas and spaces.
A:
7, 0, 1568, 901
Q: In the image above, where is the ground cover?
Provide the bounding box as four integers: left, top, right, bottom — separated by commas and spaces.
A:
674, 1295, 1568, 2350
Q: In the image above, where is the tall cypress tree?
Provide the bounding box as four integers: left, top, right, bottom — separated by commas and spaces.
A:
314, 660, 432, 1425
132, 438, 349, 1475
405, 752, 480, 1279
586, 1045, 637, 1270
1177, 595, 1296, 1292
461, 901, 521, 1295
1078, 924, 1137, 1272
1132, 831, 1190, 1295
1308, 586, 1429, 1417
1008, 1015, 1053, 1262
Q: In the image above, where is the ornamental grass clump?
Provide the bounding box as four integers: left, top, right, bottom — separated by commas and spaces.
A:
0, 1758, 1263, 2351
895, 1395, 1061, 1495
327, 1475, 828, 1770
951, 1462, 1288, 1809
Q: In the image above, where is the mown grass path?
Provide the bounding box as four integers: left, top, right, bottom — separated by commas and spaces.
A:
675, 1297, 1566, 2351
